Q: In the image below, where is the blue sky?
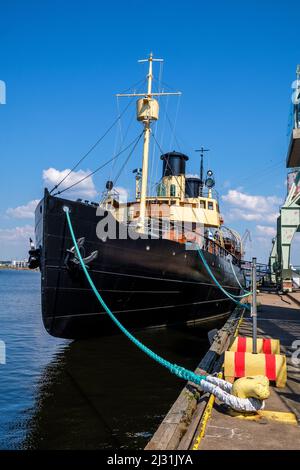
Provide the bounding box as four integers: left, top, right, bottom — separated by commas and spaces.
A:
0, 0, 299, 263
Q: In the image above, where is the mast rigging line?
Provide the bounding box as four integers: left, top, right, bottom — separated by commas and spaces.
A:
109, 101, 137, 181
151, 131, 190, 200
161, 95, 182, 152
151, 133, 246, 258
152, 77, 182, 151
50, 79, 146, 194
111, 131, 144, 187
149, 61, 164, 191
110, 79, 147, 181
152, 76, 180, 93
151, 132, 202, 209
52, 132, 143, 197
151, 132, 211, 227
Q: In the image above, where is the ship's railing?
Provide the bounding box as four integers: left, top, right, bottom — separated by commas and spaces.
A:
198, 187, 219, 201
154, 181, 220, 201
241, 260, 271, 273
129, 218, 241, 266
99, 188, 123, 204
242, 260, 272, 285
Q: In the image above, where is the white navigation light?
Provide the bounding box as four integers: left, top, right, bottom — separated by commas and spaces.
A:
205, 170, 215, 188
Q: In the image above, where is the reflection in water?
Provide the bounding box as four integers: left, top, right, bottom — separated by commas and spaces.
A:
25, 326, 209, 449
0, 270, 68, 450
0, 270, 221, 449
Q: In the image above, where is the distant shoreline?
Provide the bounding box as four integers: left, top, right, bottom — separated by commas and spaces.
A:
0, 266, 39, 271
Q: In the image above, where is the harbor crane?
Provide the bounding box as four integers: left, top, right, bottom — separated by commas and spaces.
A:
269, 65, 300, 292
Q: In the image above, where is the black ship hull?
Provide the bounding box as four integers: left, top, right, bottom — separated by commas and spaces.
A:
33, 190, 245, 339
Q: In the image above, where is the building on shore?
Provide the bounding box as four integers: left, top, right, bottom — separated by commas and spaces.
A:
0, 260, 12, 267
11, 260, 29, 269
0, 259, 29, 269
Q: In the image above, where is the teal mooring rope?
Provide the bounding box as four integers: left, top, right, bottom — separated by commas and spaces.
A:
229, 258, 251, 295
64, 207, 208, 386
197, 249, 251, 311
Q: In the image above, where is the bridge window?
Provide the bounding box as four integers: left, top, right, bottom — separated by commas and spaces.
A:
200, 200, 206, 209
170, 184, 176, 197
208, 201, 214, 210
157, 183, 166, 197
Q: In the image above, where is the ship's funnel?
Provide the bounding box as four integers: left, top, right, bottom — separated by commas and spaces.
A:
185, 177, 201, 198
160, 151, 189, 177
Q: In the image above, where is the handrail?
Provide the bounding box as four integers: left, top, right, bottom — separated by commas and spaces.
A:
128, 218, 241, 266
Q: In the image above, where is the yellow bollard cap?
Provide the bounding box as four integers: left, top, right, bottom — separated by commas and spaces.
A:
232, 375, 270, 400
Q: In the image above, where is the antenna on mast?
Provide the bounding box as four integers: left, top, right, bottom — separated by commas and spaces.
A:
195, 147, 210, 196
296, 64, 300, 83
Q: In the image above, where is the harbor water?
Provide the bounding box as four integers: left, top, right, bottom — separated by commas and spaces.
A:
0, 269, 210, 449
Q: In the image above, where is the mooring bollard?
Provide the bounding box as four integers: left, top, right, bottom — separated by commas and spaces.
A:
225, 255, 287, 387
252, 257, 257, 354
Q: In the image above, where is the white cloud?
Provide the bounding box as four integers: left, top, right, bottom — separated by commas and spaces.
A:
255, 236, 272, 245
222, 188, 280, 228
43, 168, 97, 199
263, 212, 279, 223
6, 200, 39, 219
227, 208, 278, 223
220, 188, 281, 262
222, 189, 281, 213
256, 225, 276, 237
243, 235, 273, 263
0, 225, 34, 260
114, 186, 130, 203
0, 225, 34, 242
228, 208, 261, 221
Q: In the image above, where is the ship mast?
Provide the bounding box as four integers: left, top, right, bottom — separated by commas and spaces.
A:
195, 147, 210, 196
117, 53, 181, 230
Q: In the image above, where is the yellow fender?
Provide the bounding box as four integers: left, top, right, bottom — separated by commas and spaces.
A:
224, 351, 287, 388
230, 336, 280, 354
